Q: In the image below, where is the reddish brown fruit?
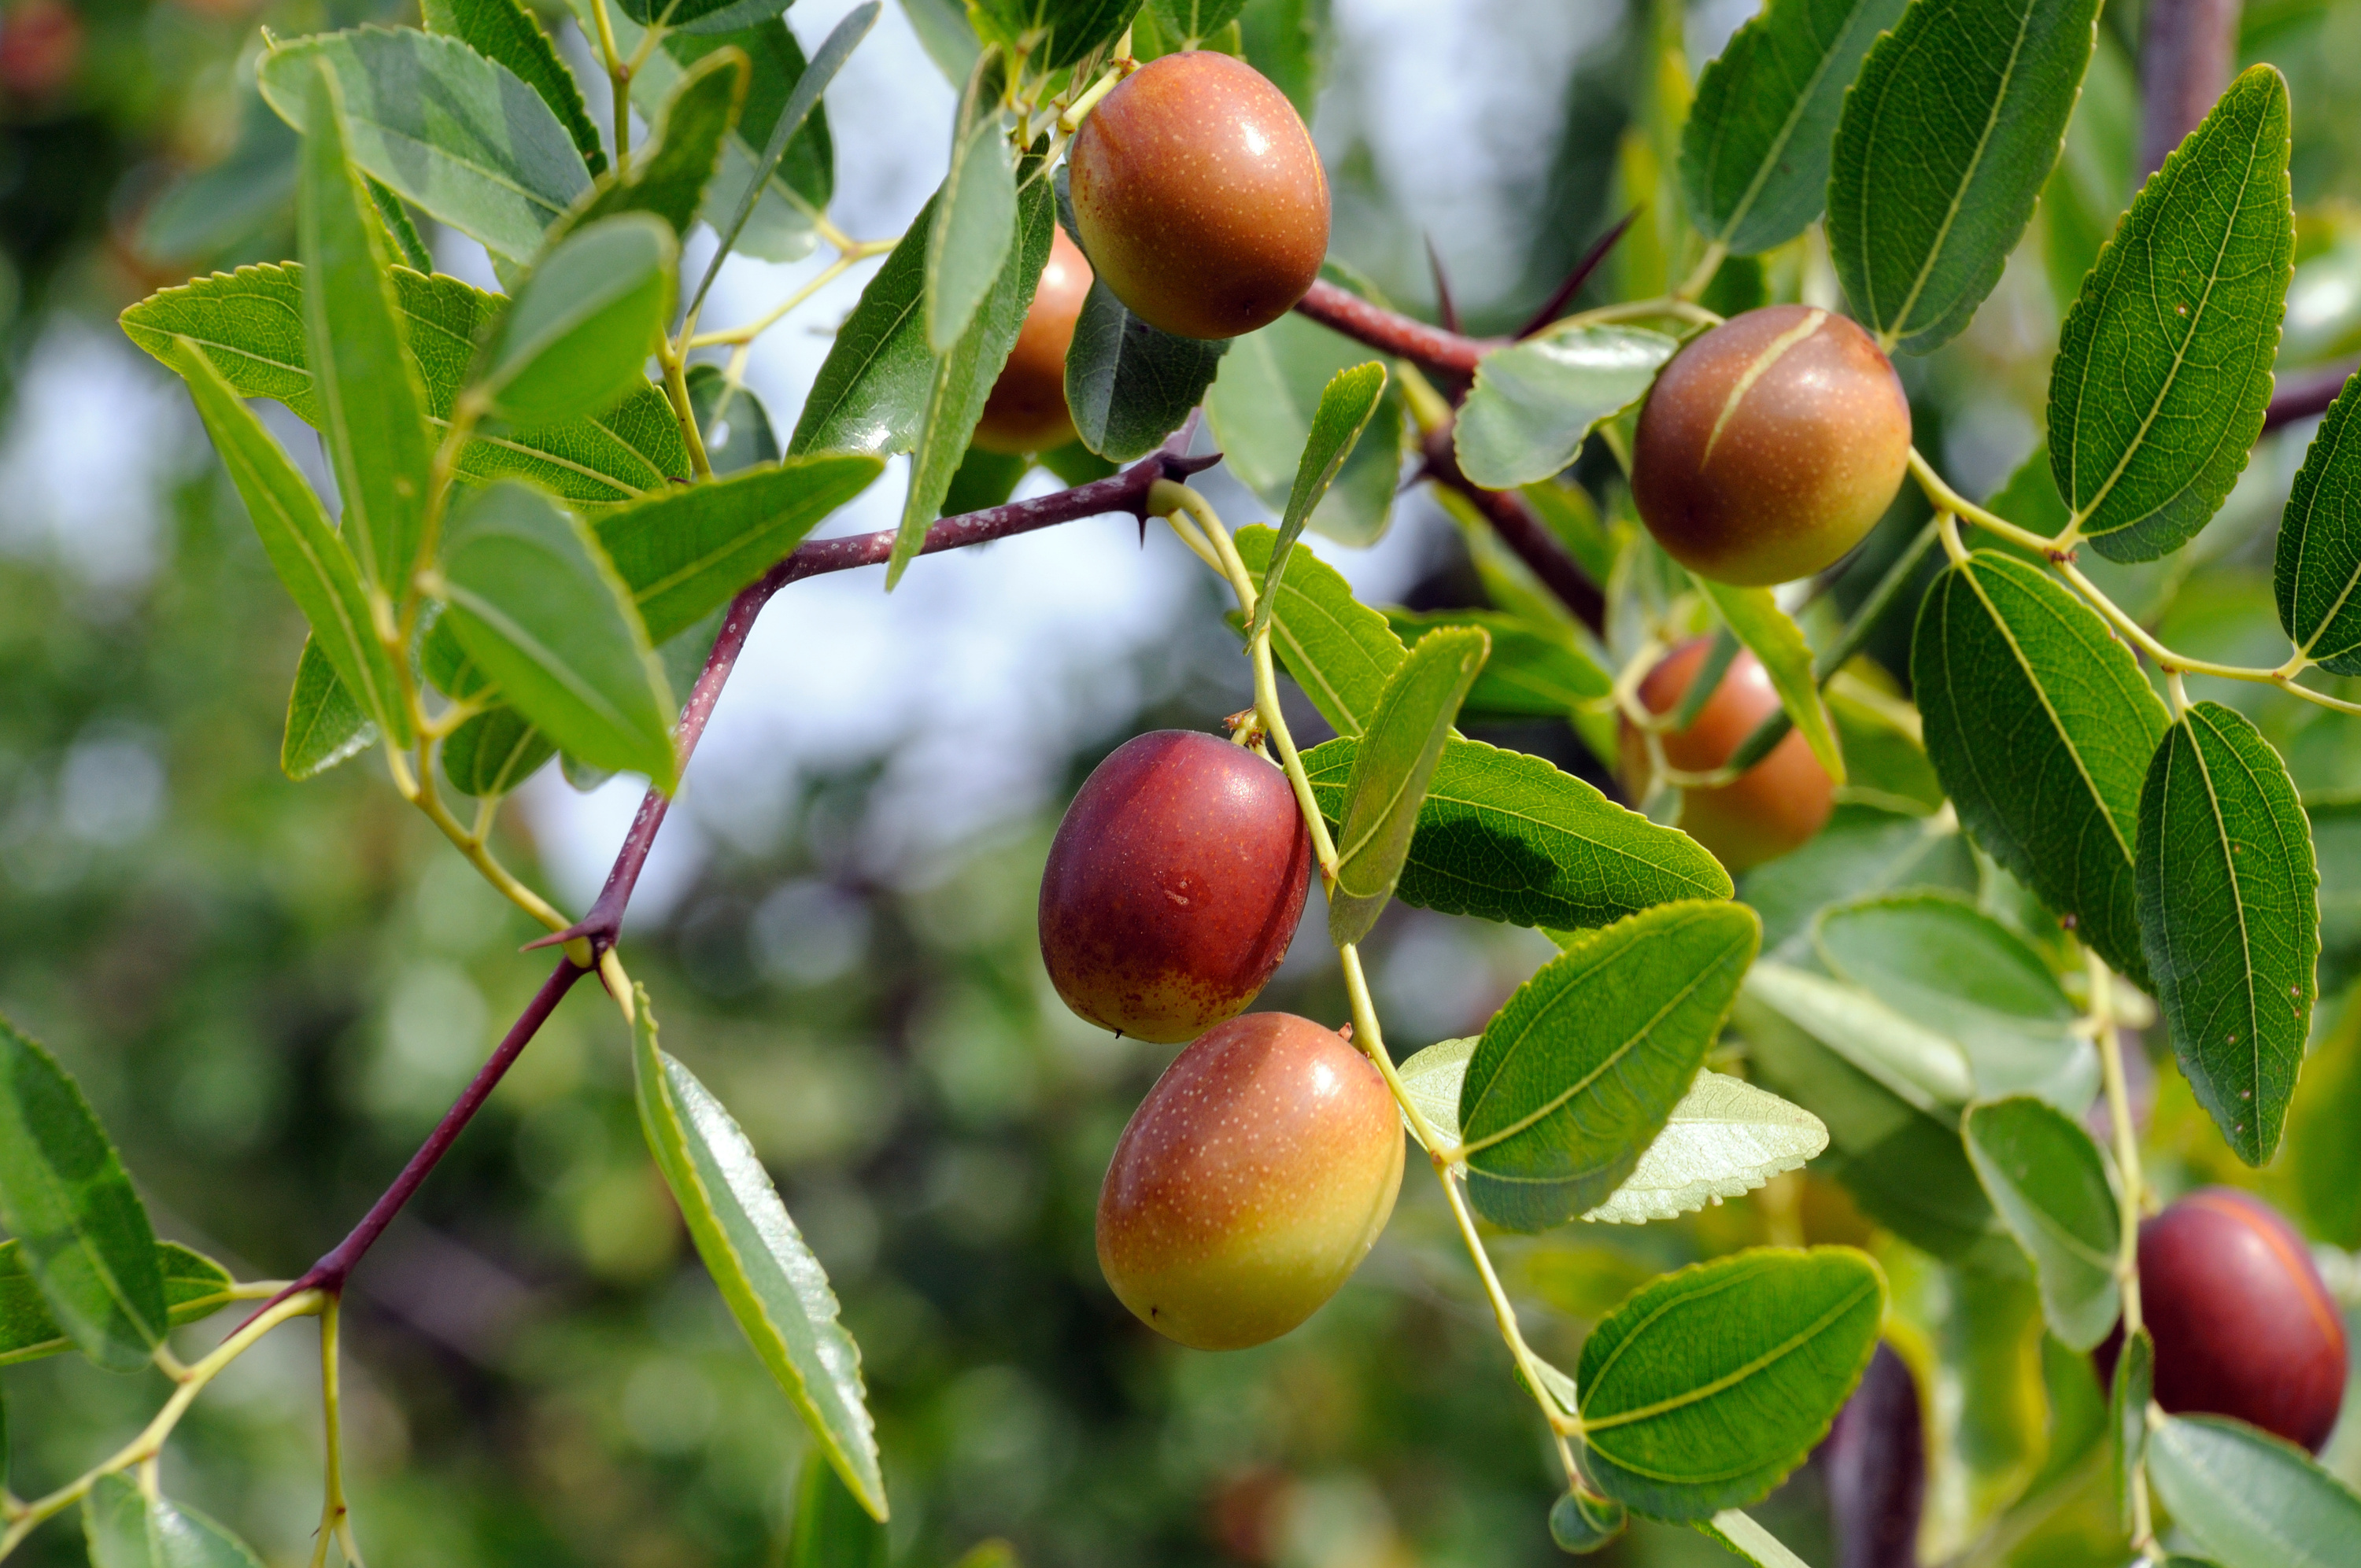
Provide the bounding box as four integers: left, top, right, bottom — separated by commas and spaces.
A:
1067, 50, 1329, 341
1631, 304, 1912, 587
2105, 1189, 2348, 1452
1097, 1012, 1404, 1349
973, 227, 1093, 454
1039, 729, 1311, 1044
1617, 638, 1834, 872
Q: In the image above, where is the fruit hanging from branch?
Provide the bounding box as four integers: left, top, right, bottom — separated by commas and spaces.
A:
1038, 729, 1312, 1043
1631, 305, 1912, 587
1067, 50, 1330, 341
974, 227, 1094, 454
1620, 638, 1834, 871
1096, 1011, 1405, 1350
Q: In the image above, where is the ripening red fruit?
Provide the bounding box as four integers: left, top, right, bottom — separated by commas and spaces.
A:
1067, 50, 1329, 341
1097, 1012, 1404, 1349
1631, 304, 1912, 587
1617, 638, 1833, 872
2108, 1189, 2348, 1452
973, 227, 1093, 454
1038, 729, 1311, 1044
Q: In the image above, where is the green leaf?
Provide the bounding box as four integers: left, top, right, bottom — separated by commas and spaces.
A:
1693, 576, 1844, 783
1459, 901, 1760, 1230
1395, 1035, 1476, 1145
926, 79, 1018, 354
1204, 296, 1402, 548
1328, 625, 1491, 944
971, 0, 1143, 67
1577, 1247, 1886, 1520
1453, 325, 1676, 489
1960, 1095, 2121, 1349
1150, 0, 1244, 39
258, 27, 593, 263
1742, 803, 1979, 960
1695, 1510, 1816, 1566
891, 164, 1055, 585
366, 177, 433, 273
1912, 552, 2172, 987
595, 454, 885, 642
941, 445, 1029, 514
1680, 0, 1910, 255
618, 0, 755, 31
420, 0, 607, 175
632, 987, 885, 1520
2274, 371, 2361, 671
2050, 65, 2293, 561
1065, 276, 1231, 462
685, 364, 779, 474
2040, 26, 2134, 314
440, 707, 556, 797
1741, 962, 1975, 1116
553, 50, 745, 243
2136, 699, 2319, 1165
121, 264, 689, 507
694, 2, 874, 310
297, 61, 436, 599
1230, 525, 1404, 736
789, 195, 936, 457
1, 1241, 235, 1367
280, 638, 378, 782
1827, 0, 2099, 354
436, 480, 678, 789
166, 338, 410, 748
83, 1474, 265, 1568
2110, 1325, 2152, 1529
1247, 360, 1387, 641
2145, 1414, 2361, 1568
785, 1450, 888, 1568
1300, 735, 1731, 931
467, 213, 676, 430
2290, 981, 2361, 1246
0, 1019, 166, 1374
1816, 893, 2094, 1110
1385, 609, 1611, 719
1735, 980, 2001, 1257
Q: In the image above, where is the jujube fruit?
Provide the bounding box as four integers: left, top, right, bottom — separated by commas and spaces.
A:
2105, 1188, 2348, 1452
1617, 638, 1833, 872
973, 227, 1093, 454
1038, 729, 1311, 1044
1631, 304, 1912, 587
1097, 1012, 1404, 1349
1066, 50, 1329, 341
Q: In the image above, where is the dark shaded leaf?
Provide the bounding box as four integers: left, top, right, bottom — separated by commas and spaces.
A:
440, 707, 556, 797
2274, 371, 2361, 672
2145, 1414, 2361, 1568
0, 1241, 235, 1367
280, 638, 379, 781
1066, 277, 1230, 463
552, 50, 746, 242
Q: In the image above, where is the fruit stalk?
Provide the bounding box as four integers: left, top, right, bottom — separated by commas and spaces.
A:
2088, 951, 2155, 1548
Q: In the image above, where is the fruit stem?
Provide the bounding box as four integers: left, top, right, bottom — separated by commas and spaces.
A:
1435, 1146, 1580, 1440
2089, 950, 2157, 1551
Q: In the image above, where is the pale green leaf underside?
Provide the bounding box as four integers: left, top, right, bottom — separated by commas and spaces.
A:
2145, 1414, 2361, 1568
1453, 325, 1675, 489
630, 989, 885, 1519
1960, 1094, 2120, 1349
280, 637, 378, 782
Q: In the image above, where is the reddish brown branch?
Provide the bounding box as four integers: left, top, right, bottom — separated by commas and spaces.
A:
2139, 0, 2242, 179
2266, 362, 2355, 432
1293, 279, 1502, 378
1420, 425, 1605, 636
261, 432, 1217, 1314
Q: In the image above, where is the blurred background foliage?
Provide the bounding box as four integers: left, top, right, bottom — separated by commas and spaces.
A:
9, 0, 2361, 1564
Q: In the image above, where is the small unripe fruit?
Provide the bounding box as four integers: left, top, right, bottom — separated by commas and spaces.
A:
1039, 729, 1311, 1044
1617, 638, 1833, 872
1067, 51, 1329, 341
973, 227, 1093, 454
2106, 1189, 2348, 1452
1097, 1012, 1404, 1349
1631, 304, 1912, 587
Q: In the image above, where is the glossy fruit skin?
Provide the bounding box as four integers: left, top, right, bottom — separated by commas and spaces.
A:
1039, 729, 1312, 1044
2114, 1188, 2348, 1452
973, 227, 1093, 454
1097, 1012, 1404, 1350
1617, 637, 1833, 872
1631, 304, 1912, 587
1068, 50, 1329, 341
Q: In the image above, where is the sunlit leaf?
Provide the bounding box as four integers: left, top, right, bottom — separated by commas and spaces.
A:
1328, 625, 1490, 943
1694, 576, 1843, 782
1247, 360, 1387, 641
1231, 526, 1405, 736
632, 988, 885, 1520
468, 213, 677, 430
552, 50, 746, 243
1454, 325, 1674, 489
